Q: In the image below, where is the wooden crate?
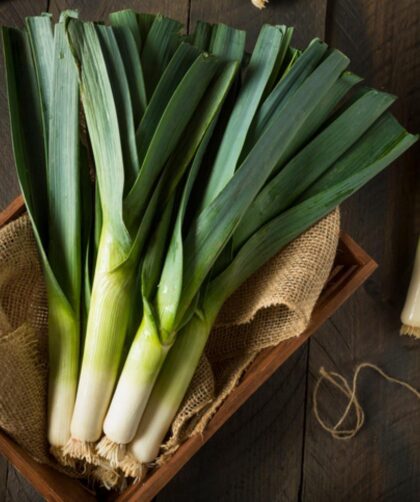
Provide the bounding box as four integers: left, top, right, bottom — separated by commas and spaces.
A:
0, 197, 377, 502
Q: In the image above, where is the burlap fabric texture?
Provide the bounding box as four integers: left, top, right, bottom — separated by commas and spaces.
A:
0, 209, 339, 468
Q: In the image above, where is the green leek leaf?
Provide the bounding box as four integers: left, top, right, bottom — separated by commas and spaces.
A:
234, 86, 395, 248
141, 15, 183, 99
25, 14, 54, 146
201, 24, 288, 208
97, 24, 140, 191
135, 43, 200, 169
208, 117, 418, 310
192, 20, 212, 50
124, 52, 223, 233
109, 10, 147, 124
66, 19, 131, 263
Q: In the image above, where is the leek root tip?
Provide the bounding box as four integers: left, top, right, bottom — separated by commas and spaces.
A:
91, 462, 121, 490
63, 438, 100, 465
118, 452, 146, 479
50, 445, 78, 469
96, 436, 127, 467
400, 323, 420, 338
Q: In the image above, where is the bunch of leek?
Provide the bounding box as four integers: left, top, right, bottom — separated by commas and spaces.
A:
2, 9, 417, 472
94, 21, 416, 465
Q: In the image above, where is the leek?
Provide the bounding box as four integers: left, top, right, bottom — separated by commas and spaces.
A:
101, 30, 351, 459
64, 18, 236, 459
2, 11, 81, 452
401, 237, 420, 337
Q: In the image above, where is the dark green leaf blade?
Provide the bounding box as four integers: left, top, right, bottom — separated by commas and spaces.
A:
97, 24, 140, 191
25, 14, 54, 144
124, 52, 224, 232
178, 49, 350, 320
2, 26, 72, 318
109, 10, 147, 124
141, 15, 183, 100
234, 86, 394, 248
200, 24, 285, 207
192, 20, 212, 50
208, 118, 418, 312
135, 43, 201, 168
209, 23, 246, 62
109, 9, 141, 49
2, 27, 48, 251
243, 38, 328, 157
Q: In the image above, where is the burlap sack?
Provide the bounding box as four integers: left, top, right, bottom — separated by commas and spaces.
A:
0, 209, 339, 467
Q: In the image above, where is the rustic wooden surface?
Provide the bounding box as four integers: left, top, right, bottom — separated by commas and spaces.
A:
0, 0, 419, 501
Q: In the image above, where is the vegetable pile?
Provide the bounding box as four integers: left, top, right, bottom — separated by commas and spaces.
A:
2, 9, 417, 478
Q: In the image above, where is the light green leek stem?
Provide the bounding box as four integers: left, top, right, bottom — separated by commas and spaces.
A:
129, 308, 216, 463
70, 225, 135, 442
103, 304, 170, 444
47, 282, 79, 447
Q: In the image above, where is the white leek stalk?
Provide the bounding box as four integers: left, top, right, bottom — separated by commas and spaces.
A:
401, 237, 420, 337
70, 226, 134, 443
102, 304, 170, 446
47, 285, 79, 447
129, 314, 214, 463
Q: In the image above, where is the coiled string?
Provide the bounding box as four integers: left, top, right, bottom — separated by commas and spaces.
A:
313, 362, 420, 440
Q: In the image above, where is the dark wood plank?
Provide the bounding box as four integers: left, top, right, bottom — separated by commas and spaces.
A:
190, 0, 327, 49
0, 195, 24, 227
0, 431, 96, 502
157, 347, 309, 502
0, 0, 48, 212
5, 462, 44, 502
154, 3, 328, 500
0, 454, 8, 501
302, 0, 420, 500
49, 0, 189, 23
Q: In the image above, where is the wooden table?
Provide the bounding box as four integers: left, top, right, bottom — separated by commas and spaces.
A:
0, 0, 419, 500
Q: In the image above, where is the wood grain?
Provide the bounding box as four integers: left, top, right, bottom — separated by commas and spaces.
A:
0, 454, 7, 501
49, 0, 189, 23
190, 0, 327, 50
4, 465, 44, 502
302, 0, 420, 500
157, 347, 309, 502
0, 451, 44, 502
0, 432, 95, 502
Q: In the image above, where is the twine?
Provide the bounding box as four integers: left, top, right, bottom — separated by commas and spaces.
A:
313, 362, 420, 440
